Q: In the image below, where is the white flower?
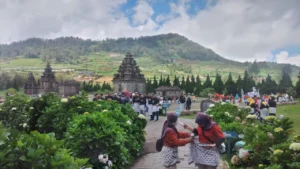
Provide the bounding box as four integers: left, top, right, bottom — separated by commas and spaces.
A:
0, 108, 2, 111
238, 109, 241, 112
29, 107, 34, 110
108, 160, 113, 167
209, 114, 213, 117
209, 104, 215, 108
98, 154, 109, 164
225, 112, 230, 116
289, 143, 300, 151
11, 107, 17, 111
102, 109, 108, 112
138, 114, 146, 119
126, 120, 131, 125
22, 123, 27, 128
61, 98, 68, 103
246, 114, 256, 119
206, 109, 211, 112
221, 102, 226, 105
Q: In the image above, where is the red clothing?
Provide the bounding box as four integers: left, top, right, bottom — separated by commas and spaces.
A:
196, 125, 224, 144
163, 130, 190, 148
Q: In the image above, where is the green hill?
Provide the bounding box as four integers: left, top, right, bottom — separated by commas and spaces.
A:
0, 33, 299, 84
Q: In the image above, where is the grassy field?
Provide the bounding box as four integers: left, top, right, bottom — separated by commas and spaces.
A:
180, 104, 300, 133
1, 53, 299, 84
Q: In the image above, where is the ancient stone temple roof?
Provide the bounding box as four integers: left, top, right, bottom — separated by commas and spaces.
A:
41, 62, 55, 80
24, 72, 37, 89
113, 52, 145, 82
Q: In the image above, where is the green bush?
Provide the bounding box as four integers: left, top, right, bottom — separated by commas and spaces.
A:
0, 123, 88, 169
199, 88, 215, 97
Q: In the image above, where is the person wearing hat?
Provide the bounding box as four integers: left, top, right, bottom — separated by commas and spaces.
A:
161, 113, 193, 169
184, 113, 225, 169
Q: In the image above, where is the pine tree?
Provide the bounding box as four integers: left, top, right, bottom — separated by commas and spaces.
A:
165, 75, 171, 86
181, 76, 186, 90
153, 76, 158, 89
296, 75, 300, 98
242, 70, 254, 93
173, 75, 179, 87
278, 68, 293, 93
249, 60, 260, 75
203, 74, 212, 89
191, 75, 196, 88
159, 75, 163, 87
236, 75, 243, 94
213, 73, 224, 94
261, 74, 278, 94
186, 75, 191, 93
225, 73, 237, 95
194, 75, 202, 95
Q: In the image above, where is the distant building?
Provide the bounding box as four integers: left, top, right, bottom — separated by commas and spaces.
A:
155, 86, 182, 97
112, 52, 146, 93
24, 63, 80, 97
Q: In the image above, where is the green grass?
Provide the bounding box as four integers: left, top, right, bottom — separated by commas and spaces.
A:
277, 104, 300, 133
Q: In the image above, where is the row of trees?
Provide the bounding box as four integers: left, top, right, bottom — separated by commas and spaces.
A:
81, 81, 112, 93
0, 73, 26, 91
146, 69, 299, 97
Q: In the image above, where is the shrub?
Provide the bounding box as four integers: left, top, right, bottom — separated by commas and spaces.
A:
0, 123, 88, 169
65, 112, 130, 169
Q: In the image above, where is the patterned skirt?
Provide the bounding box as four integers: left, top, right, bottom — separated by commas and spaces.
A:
189, 140, 220, 167
161, 146, 180, 167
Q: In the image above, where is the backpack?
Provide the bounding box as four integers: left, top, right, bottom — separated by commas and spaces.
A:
156, 138, 163, 152
156, 128, 172, 152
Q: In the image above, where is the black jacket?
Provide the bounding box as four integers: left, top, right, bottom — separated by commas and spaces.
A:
132, 96, 140, 103
179, 96, 186, 103
268, 100, 277, 108
140, 97, 147, 105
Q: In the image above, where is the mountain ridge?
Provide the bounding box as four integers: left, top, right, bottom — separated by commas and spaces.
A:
0, 33, 298, 70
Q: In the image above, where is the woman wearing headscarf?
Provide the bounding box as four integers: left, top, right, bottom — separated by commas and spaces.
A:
184, 113, 225, 169
161, 113, 193, 169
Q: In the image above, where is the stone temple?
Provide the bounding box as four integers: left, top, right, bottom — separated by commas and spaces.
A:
113, 52, 146, 93
24, 63, 80, 97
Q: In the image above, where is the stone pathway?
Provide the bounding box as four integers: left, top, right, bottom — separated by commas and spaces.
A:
131, 115, 229, 169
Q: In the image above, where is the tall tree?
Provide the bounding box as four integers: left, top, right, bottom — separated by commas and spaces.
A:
153, 75, 158, 89
191, 75, 196, 89
194, 75, 202, 96
278, 68, 293, 93
159, 75, 163, 87
180, 76, 186, 90
249, 60, 260, 75
173, 75, 180, 87
242, 70, 254, 92
203, 74, 212, 89
185, 76, 190, 93
225, 73, 237, 95
213, 73, 224, 94
165, 75, 171, 86
260, 74, 278, 94
236, 75, 243, 94
296, 72, 300, 98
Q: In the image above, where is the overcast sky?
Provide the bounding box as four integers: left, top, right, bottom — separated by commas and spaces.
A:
1, 0, 300, 65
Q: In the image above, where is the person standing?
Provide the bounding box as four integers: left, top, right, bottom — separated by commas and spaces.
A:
132, 93, 140, 115
161, 113, 193, 169
186, 95, 192, 110
153, 95, 160, 121
139, 94, 147, 116
268, 96, 277, 116
179, 93, 186, 112
148, 95, 154, 120
184, 113, 225, 169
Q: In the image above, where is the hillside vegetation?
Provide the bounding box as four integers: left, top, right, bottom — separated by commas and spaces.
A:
0, 33, 299, 84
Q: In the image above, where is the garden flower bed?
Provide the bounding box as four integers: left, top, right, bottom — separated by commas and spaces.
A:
206, 102, 300, 169
0, 93, 147, 169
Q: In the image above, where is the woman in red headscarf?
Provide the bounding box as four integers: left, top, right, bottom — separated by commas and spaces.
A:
160, 113, 193, 169
184, 113, 224, 169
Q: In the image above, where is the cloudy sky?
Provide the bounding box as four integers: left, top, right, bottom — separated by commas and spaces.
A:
1, 0, 300, 65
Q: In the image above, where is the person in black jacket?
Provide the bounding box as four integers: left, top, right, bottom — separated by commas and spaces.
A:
268, 97, 277, 116
148, 95, 155, 120
139, 94, 147, 115
153, 96, 160, 121
179, 93, 186, 111
186, 95, 192, 110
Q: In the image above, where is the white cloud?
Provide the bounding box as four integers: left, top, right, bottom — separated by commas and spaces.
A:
132, 0, 154, 25
275, 51, 300, 66
1, 0, 300, 63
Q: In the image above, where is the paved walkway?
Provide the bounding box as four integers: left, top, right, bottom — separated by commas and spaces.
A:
131, 114, 229, 169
